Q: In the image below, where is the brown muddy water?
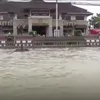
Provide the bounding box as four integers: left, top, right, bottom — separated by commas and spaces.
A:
0, 48, 100, 100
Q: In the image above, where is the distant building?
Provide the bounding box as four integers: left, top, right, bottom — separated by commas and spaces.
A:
0, 0, 92, 36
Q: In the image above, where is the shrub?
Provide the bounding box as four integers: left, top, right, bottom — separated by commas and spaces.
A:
74, 30, 82, 36
29, 31, 33, 35
29, 31, 37, 37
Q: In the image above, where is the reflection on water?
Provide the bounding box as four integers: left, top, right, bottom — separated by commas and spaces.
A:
0, 48, 100, 100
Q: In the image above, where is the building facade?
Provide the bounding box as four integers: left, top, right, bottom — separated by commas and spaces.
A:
0, 0, 92, 37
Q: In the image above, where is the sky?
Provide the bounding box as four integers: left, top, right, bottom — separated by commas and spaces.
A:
74, 5, 100, 19
44, 0, 100, 15
46, 0, 100, 19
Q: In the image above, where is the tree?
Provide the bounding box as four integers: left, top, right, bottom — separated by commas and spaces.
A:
74, 30, 82, 36
89, 13, 100, 29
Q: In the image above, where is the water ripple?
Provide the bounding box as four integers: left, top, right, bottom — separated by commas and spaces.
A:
0, 48, 100, 99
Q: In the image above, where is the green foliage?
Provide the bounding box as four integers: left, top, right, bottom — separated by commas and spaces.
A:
74, 30, 82, 36
29, 31, 37, 37
89, 13, 100, 28
29, 31, 33, 35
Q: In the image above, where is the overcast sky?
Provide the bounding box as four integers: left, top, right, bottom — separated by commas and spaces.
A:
74, 5, 100, 19
44, 0, 100, 15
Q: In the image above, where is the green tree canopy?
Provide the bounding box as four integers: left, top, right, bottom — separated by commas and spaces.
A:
89, 13, 100, 29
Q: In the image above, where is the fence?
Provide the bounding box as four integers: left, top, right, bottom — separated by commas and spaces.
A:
0, 38, 100, 48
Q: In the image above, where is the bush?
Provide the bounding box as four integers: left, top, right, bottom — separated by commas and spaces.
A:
29, 31, 33, 35
74, 30, 82, 36
29, 31, 37, 37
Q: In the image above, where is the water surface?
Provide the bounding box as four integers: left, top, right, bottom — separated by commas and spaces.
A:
0, 47, 100, 100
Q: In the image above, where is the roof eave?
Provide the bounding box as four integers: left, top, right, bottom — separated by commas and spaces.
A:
67, 12, 93, 16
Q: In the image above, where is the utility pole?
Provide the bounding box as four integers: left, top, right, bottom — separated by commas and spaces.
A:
56, 0, 58, 37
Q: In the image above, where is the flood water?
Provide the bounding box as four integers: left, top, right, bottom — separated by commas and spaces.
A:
0, 47, 100, 100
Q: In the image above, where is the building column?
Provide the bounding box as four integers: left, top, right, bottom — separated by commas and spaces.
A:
13, 20, 17, 35
85, 26, 89, 36
48, 26, 53, 37
72, 24, 75, 36
28, 23, 32, 33
72, 29, 74, 36
48, 18, 53, 37
28, 19, 32, 33
60, 20, 64, 37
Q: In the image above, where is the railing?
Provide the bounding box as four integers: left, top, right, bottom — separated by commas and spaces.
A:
63, 20, 88, 26
52, 19, 88, 26
0, 37, 100, 48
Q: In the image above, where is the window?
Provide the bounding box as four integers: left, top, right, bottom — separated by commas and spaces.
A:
66, 16, 71, 20
76, 16, 84, 20
62, 14, 71, 20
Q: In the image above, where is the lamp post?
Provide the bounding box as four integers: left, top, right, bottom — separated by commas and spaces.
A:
56, 0, 58, 37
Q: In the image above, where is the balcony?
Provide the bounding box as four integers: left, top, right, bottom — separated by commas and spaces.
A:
52, 19, 88, 26
63, 20, 88, 26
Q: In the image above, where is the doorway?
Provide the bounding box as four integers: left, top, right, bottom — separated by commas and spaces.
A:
32, 25, 47, 36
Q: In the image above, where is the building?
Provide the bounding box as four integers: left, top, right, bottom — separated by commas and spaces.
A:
0, 0, 92, 37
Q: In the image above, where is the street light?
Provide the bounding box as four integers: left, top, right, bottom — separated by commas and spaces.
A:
56, 0, 58, 37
